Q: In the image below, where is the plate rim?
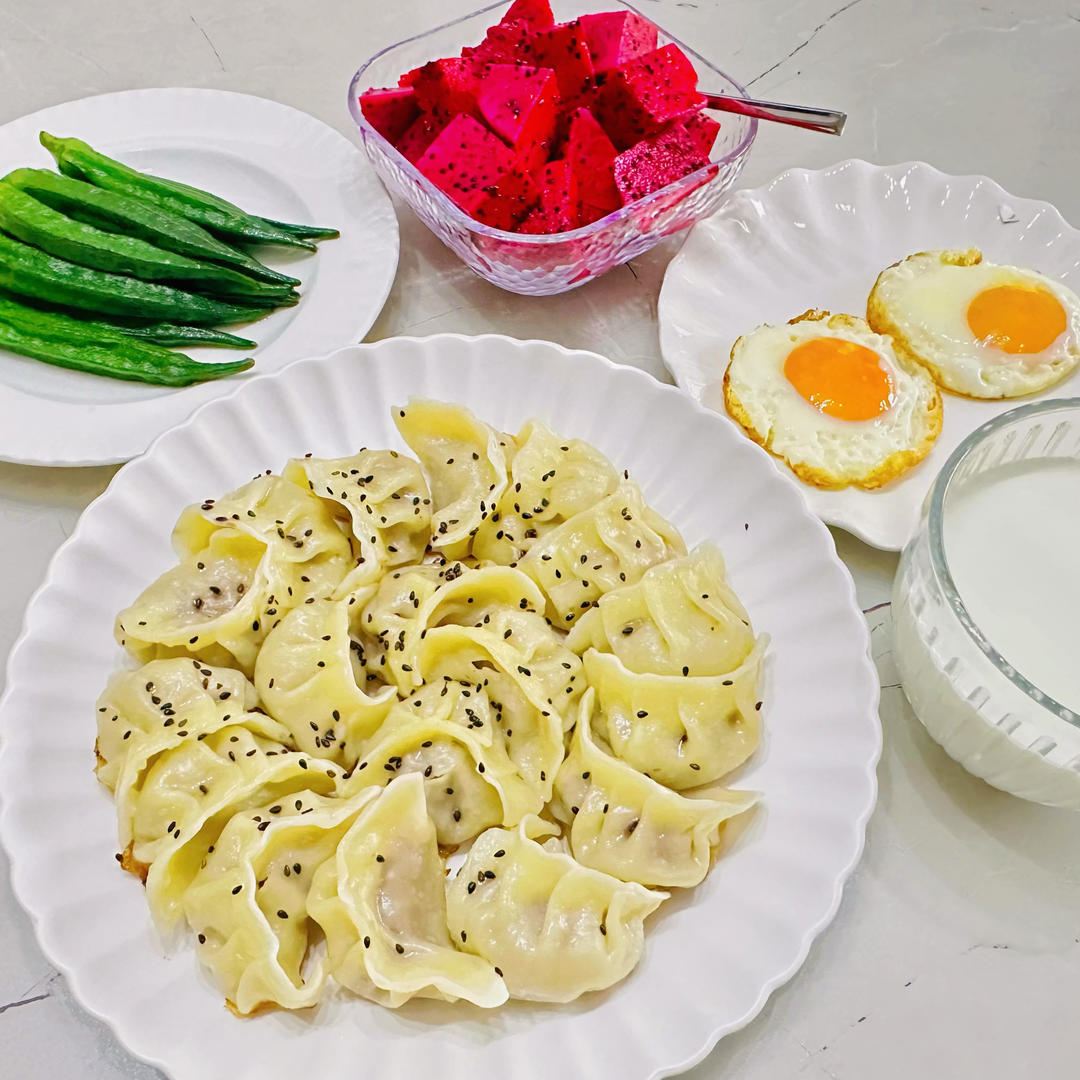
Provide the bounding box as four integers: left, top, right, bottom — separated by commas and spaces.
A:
658, 156, 1080, 552
0, 85, 400, 469
0, 334, 882, 1078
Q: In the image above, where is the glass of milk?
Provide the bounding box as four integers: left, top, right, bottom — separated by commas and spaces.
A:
893, 398, 1080, 809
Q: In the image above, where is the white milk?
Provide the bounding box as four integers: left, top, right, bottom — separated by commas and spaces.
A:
942, 458, 1080, 714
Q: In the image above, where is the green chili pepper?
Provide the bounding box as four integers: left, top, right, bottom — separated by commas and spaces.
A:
0, 231, 269, 325
0, 181, 297, 303
42, 133, 319, 250
0, 297, 252, 386
5, 168, 300, 288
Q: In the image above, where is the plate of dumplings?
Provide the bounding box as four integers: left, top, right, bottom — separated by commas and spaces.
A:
0, 335, 879, 1080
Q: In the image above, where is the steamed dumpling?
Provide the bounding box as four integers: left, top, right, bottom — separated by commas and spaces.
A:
133, 731, 340, 929
567, 543, 755, 677
309, 774, 508, 1008
393, 399, 513, 560
472, 419, 619, 565
518, 482, 686, 627
183, 788, 379, 1014
254, 597, 396, 765
586, 637, 766, 790
95, 657, 260, 790
342, 682, 541, 845
445, 815, 666, 1002
552, 692, 759, 887
283, 449, 431, 597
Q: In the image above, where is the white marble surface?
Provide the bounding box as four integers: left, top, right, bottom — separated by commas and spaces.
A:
1, 0, 1078, 1076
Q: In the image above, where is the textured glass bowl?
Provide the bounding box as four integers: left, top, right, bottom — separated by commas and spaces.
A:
893, 398, 1080, 809
348, 0, 756, 295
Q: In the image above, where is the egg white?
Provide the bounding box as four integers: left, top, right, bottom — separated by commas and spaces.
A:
723, 310, 942, 490
867, 249, 1080, 398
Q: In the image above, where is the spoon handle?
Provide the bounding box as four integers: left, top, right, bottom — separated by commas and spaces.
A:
702, 93, 847, 136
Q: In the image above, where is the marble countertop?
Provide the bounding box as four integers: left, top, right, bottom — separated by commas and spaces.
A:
1, 0, 1078, 1076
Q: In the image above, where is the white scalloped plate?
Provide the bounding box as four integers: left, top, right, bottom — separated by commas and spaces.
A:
0, 336, 880, 1080
658, 159, 1080, 550
0, 87, 399, 466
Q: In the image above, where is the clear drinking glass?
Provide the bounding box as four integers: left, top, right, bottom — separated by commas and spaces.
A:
893, 398, 1080, 808
348, 0, 756, 295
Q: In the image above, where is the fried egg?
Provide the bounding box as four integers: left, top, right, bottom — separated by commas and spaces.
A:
867, 249, 1080, 398
723, 310, 942, 490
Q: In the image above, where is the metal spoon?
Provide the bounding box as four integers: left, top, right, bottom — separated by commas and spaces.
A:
702, 92, 847, 136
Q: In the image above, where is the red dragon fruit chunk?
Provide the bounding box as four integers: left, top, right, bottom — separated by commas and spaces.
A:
477, 64, 559, 172
395, 113, 449, 164
400, 58, 481, 121
564, 107, 621, 221
683, 112, 721, 159
416, 114, 539, 230
503, 0, 554, 29
576, 10, 658, 72
463, 18, 537, 67
612, 118, 711, 203
530, 21, 595, 105
517, 158, 581, 234
359, 87, 420, 144
594, 43, 706, 149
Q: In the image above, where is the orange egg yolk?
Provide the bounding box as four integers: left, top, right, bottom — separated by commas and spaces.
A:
966, 284, 1066, 354
784, 337, 894, 421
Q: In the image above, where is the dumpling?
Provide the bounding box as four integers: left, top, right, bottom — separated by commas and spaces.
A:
552, 692, 759, 887
183, 787, 380, 1014
95, 657, 259, 790
309, 774, 508, 1009
393, 399, 513, 560
585, 638, 766, 790
359, 561, 558, 695
472, 419, 619, 565
254, 598, 396, 765
283, 449, 431, 597
415, 624, 577, 795
342, 682, 541, 845
173, 474, 352, 596
118, 476, 352, 676
518, 482, 686, 627
567, 543, 756, 676
445, 815, 666, 1003
115, 529, 273, 675
129, 729, 340, 929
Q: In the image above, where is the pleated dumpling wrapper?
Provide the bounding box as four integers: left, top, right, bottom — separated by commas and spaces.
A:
183, 787, 380, 1015
552, 692, 759, 888
446, 815, 666, 1003
309, 773, 508, 1008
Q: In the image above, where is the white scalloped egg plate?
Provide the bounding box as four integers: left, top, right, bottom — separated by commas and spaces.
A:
0, 336, 880, 1080
659, 159, 1080, 550
0, 87, 399, 466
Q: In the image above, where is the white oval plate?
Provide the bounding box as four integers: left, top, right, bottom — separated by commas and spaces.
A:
0, 87, 399, 466
658, 159, 1080, 551
0, 335, 880, 1080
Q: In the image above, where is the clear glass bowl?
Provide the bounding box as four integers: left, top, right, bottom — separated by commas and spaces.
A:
893, 398, 1080, 808
348, 0, 756, 296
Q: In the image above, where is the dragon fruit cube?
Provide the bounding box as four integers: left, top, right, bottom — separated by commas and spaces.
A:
576, 10, 657, 72
477, 64, 559, 172
594, 43, 706, 149
416, 114, 539, 230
